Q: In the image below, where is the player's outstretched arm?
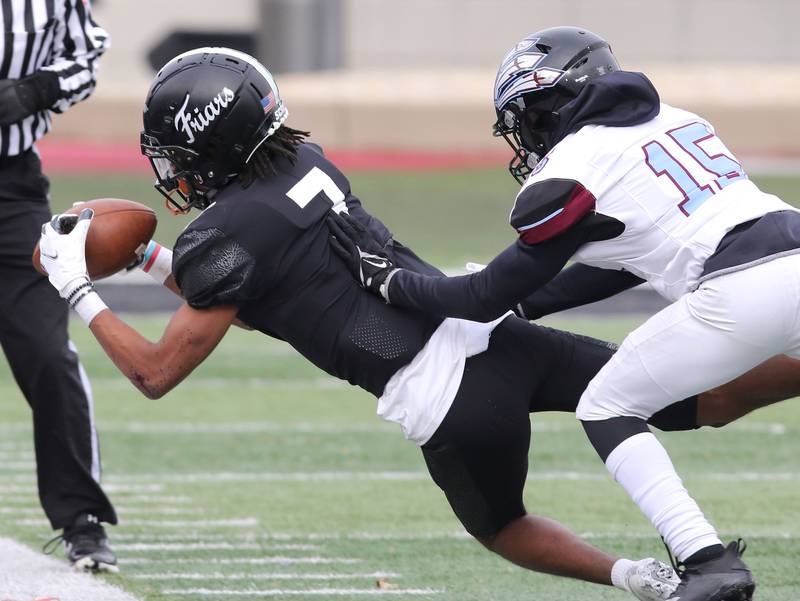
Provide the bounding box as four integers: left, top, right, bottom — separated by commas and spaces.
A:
385, 237, 580, 321
329, 208, 594, 321
517, 263, 645, 319
88, 303, 238, 399
39, 211, 238, 399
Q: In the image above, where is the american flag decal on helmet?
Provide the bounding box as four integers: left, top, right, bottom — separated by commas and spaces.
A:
261, 91, 276, 114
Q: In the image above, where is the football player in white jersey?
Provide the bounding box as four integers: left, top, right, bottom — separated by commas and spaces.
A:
328, 25, 800, 601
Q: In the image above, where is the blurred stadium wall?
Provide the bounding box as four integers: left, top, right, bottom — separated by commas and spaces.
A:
51, 0, 800, 159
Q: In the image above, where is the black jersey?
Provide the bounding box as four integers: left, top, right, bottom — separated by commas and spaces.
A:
172, 144, 444, 396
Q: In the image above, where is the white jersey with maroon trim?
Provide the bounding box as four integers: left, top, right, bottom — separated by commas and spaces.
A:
509, 103, 794, 301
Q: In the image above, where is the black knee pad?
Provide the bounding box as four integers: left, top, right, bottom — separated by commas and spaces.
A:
582, 416, 649, 462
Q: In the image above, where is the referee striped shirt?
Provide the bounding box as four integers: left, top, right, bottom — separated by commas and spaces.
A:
0, 0, 109, 156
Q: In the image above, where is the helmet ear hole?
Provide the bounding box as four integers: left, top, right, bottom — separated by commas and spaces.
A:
572, 57, 589, 69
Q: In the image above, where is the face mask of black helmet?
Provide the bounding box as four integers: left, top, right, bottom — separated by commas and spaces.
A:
492, 26, 619, 185
140, 133, 208, 214
140, 47, 288, 214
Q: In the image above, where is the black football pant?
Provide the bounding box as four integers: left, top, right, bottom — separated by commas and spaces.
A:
421, 316, 697, 538
0, 150, 116, 529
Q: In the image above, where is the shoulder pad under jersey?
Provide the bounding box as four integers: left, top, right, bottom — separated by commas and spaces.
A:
172, 225, 258, 309
510, 178, 597, 244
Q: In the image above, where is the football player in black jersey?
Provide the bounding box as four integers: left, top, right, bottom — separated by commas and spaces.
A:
37, 48, 796, 600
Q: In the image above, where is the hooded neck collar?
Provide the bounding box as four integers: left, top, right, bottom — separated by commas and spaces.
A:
550, 71, 661, 147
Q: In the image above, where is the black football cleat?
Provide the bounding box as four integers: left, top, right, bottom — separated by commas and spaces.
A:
669, 540, 754, 601
44, 513, 118, 573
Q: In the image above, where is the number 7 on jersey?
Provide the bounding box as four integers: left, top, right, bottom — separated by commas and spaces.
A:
286, 167, 348, 213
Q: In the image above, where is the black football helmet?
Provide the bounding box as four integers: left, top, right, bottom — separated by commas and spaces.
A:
493, 26, 619, 184
141, 47, 288, 213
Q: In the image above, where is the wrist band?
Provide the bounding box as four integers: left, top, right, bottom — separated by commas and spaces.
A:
140, 240, 173, 284
66, 281, 92, 305
73, 290, 108, 326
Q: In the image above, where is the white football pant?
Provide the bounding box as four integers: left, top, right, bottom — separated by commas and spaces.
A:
578, 253, 800, 422
576, 253, 800, 560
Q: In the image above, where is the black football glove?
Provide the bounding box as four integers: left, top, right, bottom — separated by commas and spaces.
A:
0, 71, 60, 126
327, 211, 399, 302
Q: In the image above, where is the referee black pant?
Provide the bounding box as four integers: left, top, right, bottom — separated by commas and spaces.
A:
0, 149, 116, 529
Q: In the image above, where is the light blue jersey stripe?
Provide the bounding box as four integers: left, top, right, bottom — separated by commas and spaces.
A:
517, 207, 564, 231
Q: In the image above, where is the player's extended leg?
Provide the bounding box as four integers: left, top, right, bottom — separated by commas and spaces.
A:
0, 164, 118, 571
576, 256, 800, 600
0, 264, 115, 526
422, 317, 679, 599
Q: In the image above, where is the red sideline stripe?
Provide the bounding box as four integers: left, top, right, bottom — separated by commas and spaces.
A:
37, 140, 508, 174
519, 184, 596, 245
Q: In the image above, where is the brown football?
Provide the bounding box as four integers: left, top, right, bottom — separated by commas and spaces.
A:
33, 198, 158, 280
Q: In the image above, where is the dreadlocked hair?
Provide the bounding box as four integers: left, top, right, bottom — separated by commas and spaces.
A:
237, 125, 310, 187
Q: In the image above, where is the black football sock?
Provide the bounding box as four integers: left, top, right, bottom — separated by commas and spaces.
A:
684, 544, 725, 566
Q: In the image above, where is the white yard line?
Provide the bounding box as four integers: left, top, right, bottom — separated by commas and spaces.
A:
0, 441, 24, 449
0, 494, 192, 505
0, 484, 38, 493
110, 471, 431, 483
0, 462, 36, 471
115, 507, 203, 515
102, 483, 166, 493
122, 556, 362, 566
97, 470, 800, 484
103, 495, 193, 504
16, 518, 259, 529
108, 530, 800, 550
0, 419, 791, 435
0, 496, 37, 504
0, 506, 200, 516
0, 537, 141, 601
9, 470, 800, 491
160, 588, 441, 596
530, 421, 790, 435
115, 421, 395, 434
0, 451, 34, 458
10, 377, 347, 391
112, 532, 252, 541
115, 542, 320, 552
0, 507, 61, 516
109, 531, 471, 544
115, 518, 260, 528
2, 477, 168, 491
131, 572, 399, 581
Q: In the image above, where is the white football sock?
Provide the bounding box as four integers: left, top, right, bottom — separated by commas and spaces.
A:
605, 432, 722, 561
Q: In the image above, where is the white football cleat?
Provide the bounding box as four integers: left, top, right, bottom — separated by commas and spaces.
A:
626, 558, 681, 601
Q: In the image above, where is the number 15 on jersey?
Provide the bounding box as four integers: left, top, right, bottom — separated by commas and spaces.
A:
643, 122, 746, 216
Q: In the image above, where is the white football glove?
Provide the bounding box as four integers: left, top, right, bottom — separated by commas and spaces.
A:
624, 558, 681, 601
39, 209, 107, 325
40, 209, 93, 297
